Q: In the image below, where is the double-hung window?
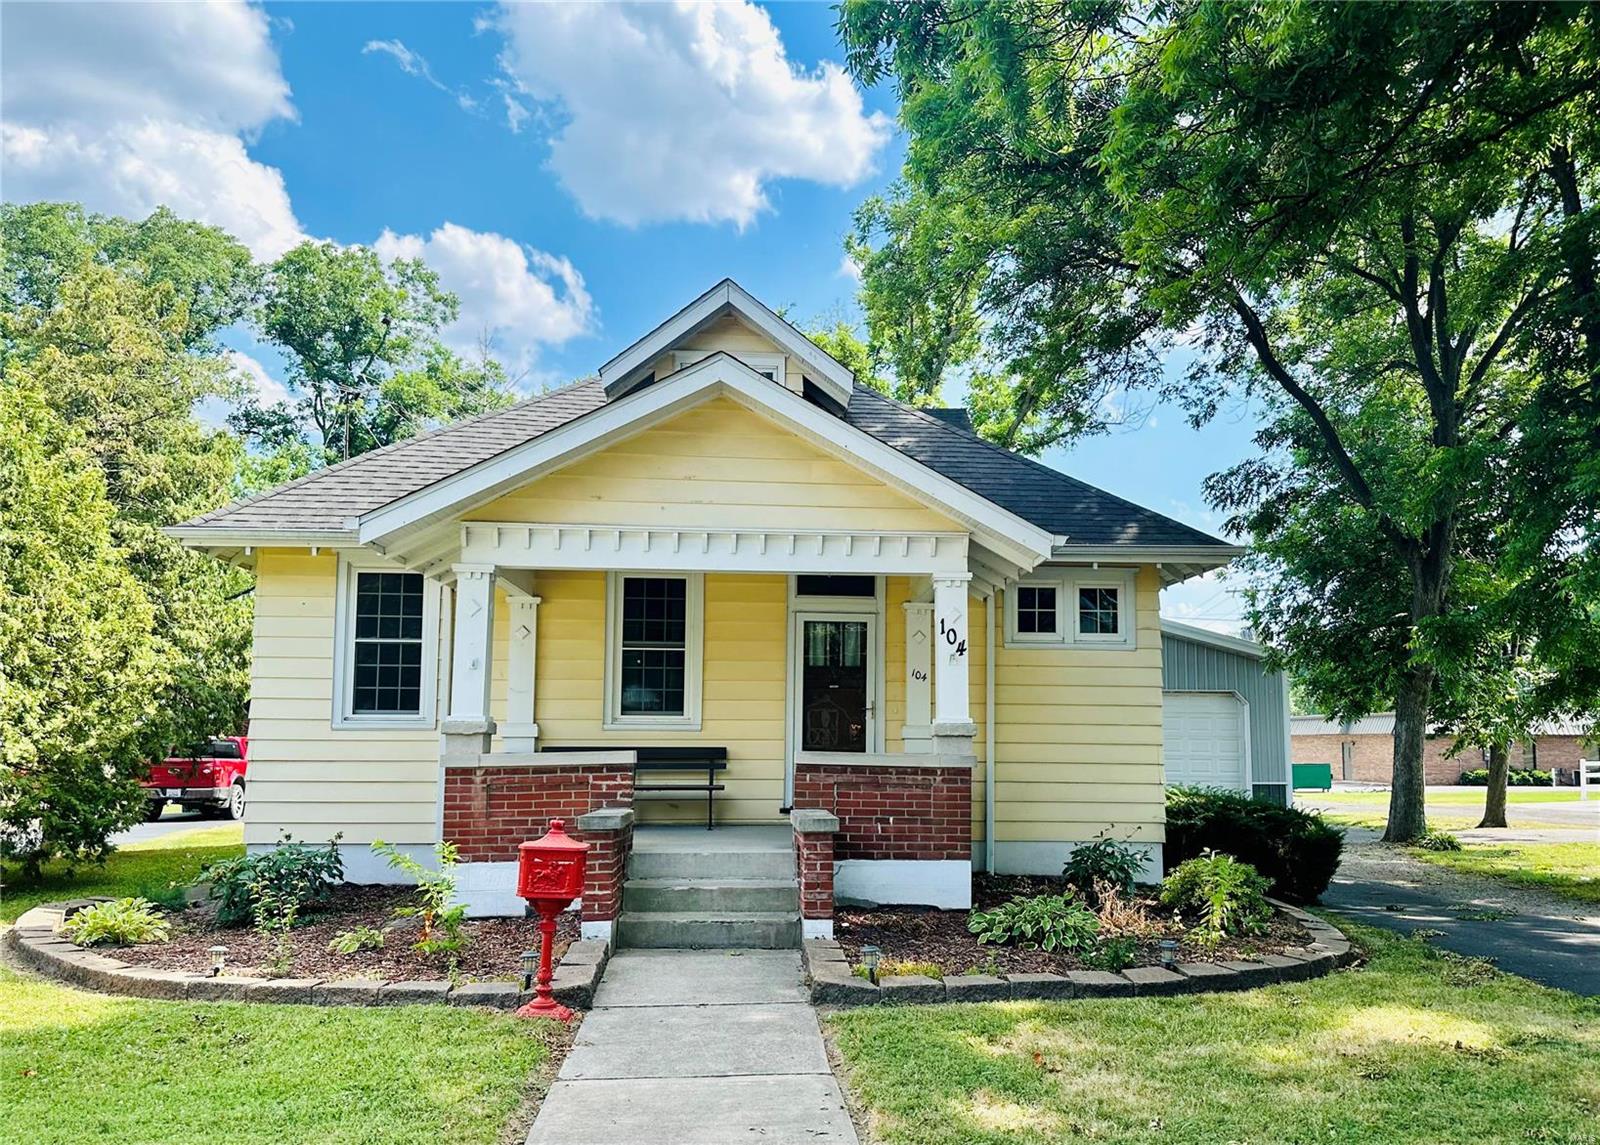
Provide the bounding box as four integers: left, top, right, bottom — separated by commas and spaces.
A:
334, 559, 440, 728
605, 572, 703, 729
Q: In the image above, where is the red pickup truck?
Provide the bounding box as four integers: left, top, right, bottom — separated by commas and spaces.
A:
143, 736, 248, 821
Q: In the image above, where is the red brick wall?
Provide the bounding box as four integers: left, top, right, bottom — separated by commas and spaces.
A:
581, 821, 631, 923
793, 829, 835, 920
443, 763, 634, 863
1292, 733, 1597, 784
793, 760, 971, 861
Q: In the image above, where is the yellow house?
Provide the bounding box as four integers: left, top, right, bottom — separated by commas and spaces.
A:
173, 281, 1238, 941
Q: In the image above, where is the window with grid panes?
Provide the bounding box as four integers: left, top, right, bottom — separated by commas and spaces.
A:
1076, 586, 1121, 637
618, 576, 687, 716
351, 572, 425, 714
1014, 583, 1058, 636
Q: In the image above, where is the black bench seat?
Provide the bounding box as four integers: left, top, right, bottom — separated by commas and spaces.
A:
540, 745, 728, 829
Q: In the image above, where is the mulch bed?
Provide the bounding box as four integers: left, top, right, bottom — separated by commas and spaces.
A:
116, 884, 578, 982
834, 874, 1310, 976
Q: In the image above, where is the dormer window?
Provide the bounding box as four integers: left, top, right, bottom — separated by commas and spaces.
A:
673, 349, 786, 388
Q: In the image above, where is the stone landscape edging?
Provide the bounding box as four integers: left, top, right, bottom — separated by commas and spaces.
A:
2, 900, 609, 1009
804, 901, 1356, 1007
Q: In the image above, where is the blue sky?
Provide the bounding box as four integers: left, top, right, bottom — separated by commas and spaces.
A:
1, 0, 1252, 627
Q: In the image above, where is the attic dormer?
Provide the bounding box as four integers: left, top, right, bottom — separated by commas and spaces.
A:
598, 279, 854, 413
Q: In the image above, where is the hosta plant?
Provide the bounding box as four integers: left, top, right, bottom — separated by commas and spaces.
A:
968, 894, 1099, 953
62, 897, 170, 947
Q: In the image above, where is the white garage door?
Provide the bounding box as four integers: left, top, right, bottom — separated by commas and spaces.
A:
1163, 693, 1248, 790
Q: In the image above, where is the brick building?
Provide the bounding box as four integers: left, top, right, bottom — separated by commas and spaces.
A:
1291, 715, 1597, 785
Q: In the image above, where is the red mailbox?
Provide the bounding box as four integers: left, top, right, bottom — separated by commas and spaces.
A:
515, 818, 590, 1021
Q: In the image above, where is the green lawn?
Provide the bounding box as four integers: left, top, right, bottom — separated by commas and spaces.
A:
1, 825, 243, 924
827, 924, 1600, 1145
1306, 789, 1583, 831
0, 966, 559, 1145
1411, 842, 1600, 906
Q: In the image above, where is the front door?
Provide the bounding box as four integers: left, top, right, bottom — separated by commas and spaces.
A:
794, 614, 876, 756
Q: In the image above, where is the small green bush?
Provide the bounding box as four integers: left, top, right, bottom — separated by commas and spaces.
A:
372, 839, 467, 960
61, 897, 170, 947
1458, 767, 1552, 787
968, 894, 1100, 953
327, 925, 386, 954
1414, 829, 1463, 852
1061, 834, 1150, 904
203, 834, 343, 928
1086, 934, 1138, 972
1165, 787, 1344, 903
1160, 852, 1272, 945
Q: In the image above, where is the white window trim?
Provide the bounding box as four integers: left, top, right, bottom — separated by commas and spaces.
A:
603, 571, 704, 731
1004, 577, 1064, 645
1004, 567, 1138, 650
673, 347, 786, 387
332, 553, 442, 730
1069, 569, 1137, 648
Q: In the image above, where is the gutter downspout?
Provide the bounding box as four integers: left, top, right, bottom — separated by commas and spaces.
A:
985, 592, 997, 873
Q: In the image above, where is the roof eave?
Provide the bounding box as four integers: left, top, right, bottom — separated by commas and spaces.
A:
165, 526, 359, 551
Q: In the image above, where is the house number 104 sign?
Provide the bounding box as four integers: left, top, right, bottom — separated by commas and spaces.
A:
937, 618, 968, 658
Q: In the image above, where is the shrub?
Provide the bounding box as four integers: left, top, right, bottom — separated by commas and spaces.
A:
204, 834, 343, 928
1165, 786, 1344, 903
1415, 829, 1463, 852
968, 894, 1100, 953
373, 839, 467, 961
62, 897, 170, 947
1061, 834, 1151, 904
327, 925, 386, 954
1459, 767, 1552, 787
1086, 934, 1138, 972
1160, 852, 1272, 945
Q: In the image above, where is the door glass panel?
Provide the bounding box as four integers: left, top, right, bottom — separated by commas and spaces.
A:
802, 619, 868, 752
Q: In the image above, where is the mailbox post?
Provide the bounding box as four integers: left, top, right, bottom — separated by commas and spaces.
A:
515, 818, 590, 1021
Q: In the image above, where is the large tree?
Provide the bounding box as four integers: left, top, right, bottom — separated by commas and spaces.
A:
840, 0, 1599, 840
248, 242, 513, 465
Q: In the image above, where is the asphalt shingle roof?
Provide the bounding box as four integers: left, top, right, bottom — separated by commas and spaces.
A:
179, 379, 1228, 550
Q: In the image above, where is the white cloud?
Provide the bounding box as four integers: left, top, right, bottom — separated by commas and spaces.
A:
364, 37, 480, 113
373, 223, 595, 373
0, 0, 306, 259
484, 0, 892, 227
227, 349, 293, 406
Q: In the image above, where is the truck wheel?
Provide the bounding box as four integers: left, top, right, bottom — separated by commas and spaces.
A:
145, 801, 166, 822
228, 781, 246, 821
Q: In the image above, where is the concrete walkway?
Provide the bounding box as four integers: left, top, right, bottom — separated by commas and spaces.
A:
1321, 839, 1600, 997
526, 949, 858, 1145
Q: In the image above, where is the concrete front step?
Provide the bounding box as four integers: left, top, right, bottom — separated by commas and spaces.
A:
627, 847, 796, 881
624, 877, 799, 914
617, 910, 802, 950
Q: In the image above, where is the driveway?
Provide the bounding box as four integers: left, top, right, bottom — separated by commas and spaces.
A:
1321, 837, 1600, 997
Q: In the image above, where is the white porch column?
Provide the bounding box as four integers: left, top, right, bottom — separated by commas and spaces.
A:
444, 563, 497, 755
932, 574, 976, 757
901, 601, 933, 753
502, 593, 541, 752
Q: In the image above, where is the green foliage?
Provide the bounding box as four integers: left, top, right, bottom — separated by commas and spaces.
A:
61, 897, 171, 947
1060, 835, 1149, 905
247, 242, 513, 464
372, 839, 467, 960
853, 959, 943, 981
1085, 935, 1138, 973
1414, 830, 1464, 853
968, 894, 1099, 954
327, 925, 386, 955
1160, 854, 1272, 946
1458, 768, 1552, 787
1165, 787, 1344, 905
203, 835, 343, 929
0, 377, 162, 873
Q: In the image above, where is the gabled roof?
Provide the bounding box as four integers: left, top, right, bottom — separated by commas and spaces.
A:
1159, 618, 1267, 659
599, 278, 854, 407
173, 374, 1236, 571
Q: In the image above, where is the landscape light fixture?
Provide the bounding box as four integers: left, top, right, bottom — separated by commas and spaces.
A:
1158, 939, 1178, 968
521, 949, 538, 993
209, 945, 228, 977
860, 945, 882, 985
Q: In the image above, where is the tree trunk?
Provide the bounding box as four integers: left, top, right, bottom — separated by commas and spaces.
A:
1384, 664, 1432, 842
1478, 741, 1510, 829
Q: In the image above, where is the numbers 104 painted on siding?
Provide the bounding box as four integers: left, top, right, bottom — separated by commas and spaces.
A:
937, 618, 968, 657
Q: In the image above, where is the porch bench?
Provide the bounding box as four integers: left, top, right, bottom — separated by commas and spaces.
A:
540, 746, 728, 829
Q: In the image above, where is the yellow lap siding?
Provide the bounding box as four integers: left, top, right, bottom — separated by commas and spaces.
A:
990, 565, 1166, 846
465, 396, 960, 533
244, 549, 443, 848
